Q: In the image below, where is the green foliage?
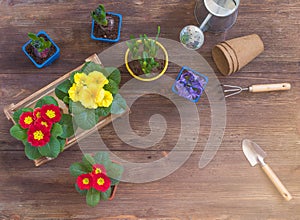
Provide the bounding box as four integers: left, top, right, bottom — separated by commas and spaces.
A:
51, 123, 63, 138
71, 101, 98, 130
28, 32, 52, 52
69, 162, 92, 177
75, 183, 87, 195
104, 79, 119, 95
126, 26, 161, 75
111, 94, 127, 115
82, 154, 95, 167
126, 36, 140, 59
93, 151, 110, 166
106, 67, 121, 84
81, 62, 105, 75
24, 142, 42, 160
35, 96, 58, 108
86, 188, 101, 207
91, 4, 108, 26
100, 187, 112, 200
57, 137, 66, 152
55, 80, 72, 105
38, 136, 61, 158
70, 152, 124, 207
58, 114, 76, 139
10, 125, 27, 141
139, 52, 159, 75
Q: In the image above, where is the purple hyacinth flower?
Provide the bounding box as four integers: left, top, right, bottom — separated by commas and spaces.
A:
175, 69, 206, 101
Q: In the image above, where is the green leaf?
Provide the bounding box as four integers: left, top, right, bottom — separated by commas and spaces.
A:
86, 188, 101, 207
104, 79, 118, 95
12, 108, 33, 123
73, 108, 98, 130
81, 62, 104, 75
38, 136, 60, 158
28, 32, 39, 41
100, 187, 112, 201
57, 137, 66, 152
10, 125, 27, 141
82, 154, 95, 168
69, 101, 86, 114
111, 94, 127, 115
69, 162, 91, 177
95, 106, 111, 117
24, 142, 42, 160
110, 178, 120, 186
58, 114, 76, 138
75, 183, 87, 195
35, 96, 58, 108
51, 123, 63, 137
93, 152, 110, 165
106, 161, 124, 181
63, 96, 70, 105
55, 80, 72, 100
106, 67, 121, 85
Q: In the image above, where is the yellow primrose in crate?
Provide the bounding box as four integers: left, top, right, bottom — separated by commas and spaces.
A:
55, 62, 127, 130
68, 71, 113, 109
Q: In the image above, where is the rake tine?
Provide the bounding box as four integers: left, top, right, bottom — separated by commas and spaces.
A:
222, 84, 244, 98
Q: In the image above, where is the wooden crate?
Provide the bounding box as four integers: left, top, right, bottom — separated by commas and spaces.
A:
4, 54, 129, 167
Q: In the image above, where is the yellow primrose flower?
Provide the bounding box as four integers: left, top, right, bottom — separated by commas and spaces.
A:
97, 90, 113, 107
87, 71, 109, 88
95, 88, 105, 105
79, 85, 102, 109
68, 83, 83, 102
74, 73, 88, 86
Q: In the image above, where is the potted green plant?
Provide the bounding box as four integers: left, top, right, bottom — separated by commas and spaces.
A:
22, 31, 60, 68
91, 4, 122, 43
9, 96, 75, 161
69, 152, 124, 207
55, 61, 127, 130
125, 26, 169, 81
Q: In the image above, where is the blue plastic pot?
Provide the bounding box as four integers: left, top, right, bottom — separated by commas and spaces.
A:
172, 66, 208, 103
91, 12, 122, 43
22, 30, 60, 68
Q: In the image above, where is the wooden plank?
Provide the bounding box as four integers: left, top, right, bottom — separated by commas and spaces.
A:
0, 151, 299, 219
0, 0, 300, 218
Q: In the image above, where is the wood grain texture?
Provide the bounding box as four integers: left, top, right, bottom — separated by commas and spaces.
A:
0, 0, 300, 219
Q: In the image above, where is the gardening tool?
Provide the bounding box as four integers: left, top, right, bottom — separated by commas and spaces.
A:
180, 0, 240, 50
222, 83, 291, 98
242, 139, 292, 201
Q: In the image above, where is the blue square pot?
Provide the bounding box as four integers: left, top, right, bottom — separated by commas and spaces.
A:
172, 66, 208, 103
22, 30, 60, 68
91, 12, 122, 43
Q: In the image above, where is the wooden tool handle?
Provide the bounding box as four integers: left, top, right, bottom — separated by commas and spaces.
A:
249, 83, 291, 93
262, 164, 292, 201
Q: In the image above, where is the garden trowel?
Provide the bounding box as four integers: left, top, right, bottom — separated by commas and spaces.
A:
242, 139, 292, 201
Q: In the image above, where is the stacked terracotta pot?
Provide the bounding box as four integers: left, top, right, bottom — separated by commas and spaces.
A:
212, 34, 264, 76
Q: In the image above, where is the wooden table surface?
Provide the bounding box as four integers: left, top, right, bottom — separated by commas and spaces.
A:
1, 0, 300, 219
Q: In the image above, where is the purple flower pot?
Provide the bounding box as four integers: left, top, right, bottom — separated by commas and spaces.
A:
172, 66, 208, 102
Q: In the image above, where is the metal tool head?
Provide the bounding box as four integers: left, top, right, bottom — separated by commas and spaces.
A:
222, 84, 248, 98
242, 139, 267, 166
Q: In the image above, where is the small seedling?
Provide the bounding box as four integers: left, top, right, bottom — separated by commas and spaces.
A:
28, 32, 52, 58
126, 26, 161, 76
91, 4, 114, 31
